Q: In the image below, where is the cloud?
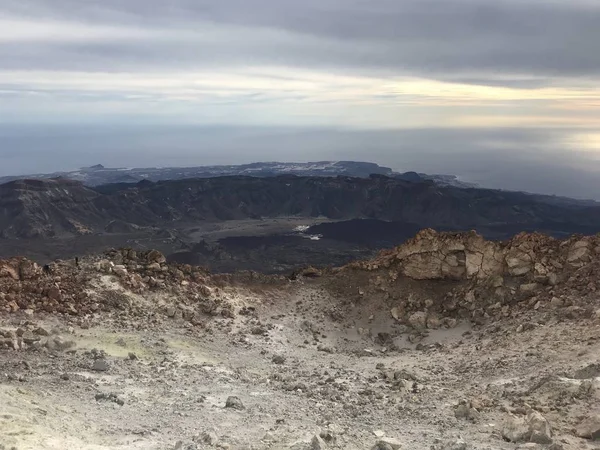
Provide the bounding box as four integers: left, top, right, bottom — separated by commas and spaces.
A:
2, 0, 600, 78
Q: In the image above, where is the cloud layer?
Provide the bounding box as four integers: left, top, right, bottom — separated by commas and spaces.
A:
2, 0, 600, 123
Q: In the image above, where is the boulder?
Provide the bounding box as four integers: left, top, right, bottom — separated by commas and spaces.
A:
407, 312, 427, 330
502, 410, 552, 444
310, 435, 327, 450
506, 252, 533, 276
225, 396, 245, 410
575, 414, 600, 440
112, 265, 128, 277
146, 250, 166, 264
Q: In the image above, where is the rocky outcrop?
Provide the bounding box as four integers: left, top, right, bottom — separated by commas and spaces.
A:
1, 230, 600, 327
350, 229, 599, 283
339, 230, 600, 326
0, 249, 217, 316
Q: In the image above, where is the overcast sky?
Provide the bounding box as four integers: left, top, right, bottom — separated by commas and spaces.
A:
1, 0, 600, 198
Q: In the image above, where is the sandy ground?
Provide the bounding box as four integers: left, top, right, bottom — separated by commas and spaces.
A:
1, 281, 599, 450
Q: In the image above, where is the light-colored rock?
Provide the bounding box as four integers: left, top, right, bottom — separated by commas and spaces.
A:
310, 435, 327, 450
407, 311, 427, 330
198, 431, 219, 446
527, 410, 552, 444
372, 437, 402, 450
515, 444, 544, 450
112, 265, 128, 277
426, 315, 442, 329
502, 410, 552, 444
575, 414, 600, 440
520, 283, 539, 294
502, 414, 530, 442
96, 259, 113, 273
567, 241, 590, 265
436, 439, 468, 450
146, 262, 162, 272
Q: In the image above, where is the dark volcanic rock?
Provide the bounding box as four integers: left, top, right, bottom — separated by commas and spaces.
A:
2, 175, 600, 239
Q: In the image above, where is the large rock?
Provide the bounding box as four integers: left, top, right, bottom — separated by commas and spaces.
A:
225, 396, 245, 410
502, 410, 552, 444
389, 230, 506, 280
0, 262, 19, 280
506, 252, 533, 276
112, 265, 128, 277
575, 414, 600, 440
310, 435, 327, 450
407, 312, 427, 330
567, 240, 591, 266
146, 250, 167, 264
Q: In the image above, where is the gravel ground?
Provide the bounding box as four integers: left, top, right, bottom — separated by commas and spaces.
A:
1, 281, 599, 450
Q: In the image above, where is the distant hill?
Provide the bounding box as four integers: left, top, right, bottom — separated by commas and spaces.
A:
0, 161, 475, 188
1, 174, 600, 239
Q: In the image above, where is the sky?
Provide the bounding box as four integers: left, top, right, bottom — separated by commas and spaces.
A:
1, 0, 600, 198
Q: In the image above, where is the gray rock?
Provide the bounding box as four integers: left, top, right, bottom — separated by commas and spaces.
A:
311, 435, 327, 450
372, 437, 402, 450
92, 359, 109, 372
198, 431, 218, 446
22, 332, 41, 345
440, 439, 468, 450
502, 414, 531, 442
319, 431, 336, 445
225, 396, 245, 410
454, 401, 479, 422
33, 327, 50, 336
575, 414, 600, 440
515, 445, 544, 450
408, 312, 427, 330
95, 392, 124, 406
272, 355, 286, 365
112, 265, 128, 277
502, 410, 552, 444
46, 336, 75, 351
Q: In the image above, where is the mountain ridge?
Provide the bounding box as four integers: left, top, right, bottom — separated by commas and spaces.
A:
0, 161, 476, 188
1, 174, 600, 240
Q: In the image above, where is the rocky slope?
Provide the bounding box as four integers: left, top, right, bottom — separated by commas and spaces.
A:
332, 229, 600, 326
1, 230, 599, 328
1, 231, 600, 449
1, 175, 600, 239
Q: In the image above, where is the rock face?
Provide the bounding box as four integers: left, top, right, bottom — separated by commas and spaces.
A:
340, 229, 600, 324
356, 229, 576, 282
